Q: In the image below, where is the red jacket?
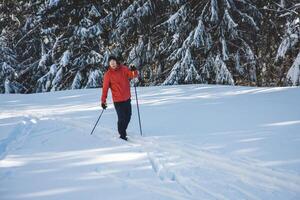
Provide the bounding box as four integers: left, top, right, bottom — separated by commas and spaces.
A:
101, 64, 138, 103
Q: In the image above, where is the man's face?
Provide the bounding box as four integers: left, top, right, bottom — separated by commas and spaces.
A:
109, 59, 118, 69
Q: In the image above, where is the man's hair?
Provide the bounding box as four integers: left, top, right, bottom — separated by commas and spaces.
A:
108, 55, 119, 64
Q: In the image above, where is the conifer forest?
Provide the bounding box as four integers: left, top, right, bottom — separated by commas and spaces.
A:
0, 0, 299, 93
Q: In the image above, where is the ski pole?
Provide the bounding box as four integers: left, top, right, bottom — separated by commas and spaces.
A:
90, 109, 105, 135
134, 85, 143, 136
132, 71, 143, 136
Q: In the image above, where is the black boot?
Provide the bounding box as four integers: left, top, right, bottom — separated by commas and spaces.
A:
120, 135, 128, 141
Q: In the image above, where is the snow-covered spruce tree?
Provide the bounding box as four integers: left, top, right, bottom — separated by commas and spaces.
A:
159, 0, 261, 85
0, 30, 22, 93
274, 1, 300, 86
9, 0, 107, 92
105, 0, 157, 85
126, 36, 156, 85
0, 1, 26, 93
35, 0, 108, 92
253, 0, 299, 86
156, 2, 199, 85
8, 1, 49, 92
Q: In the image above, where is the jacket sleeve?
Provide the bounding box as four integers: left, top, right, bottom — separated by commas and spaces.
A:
124, 66, 139, 79
101, 72, 110, 103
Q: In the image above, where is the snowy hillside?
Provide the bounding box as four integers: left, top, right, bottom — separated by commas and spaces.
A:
0, 84, 300, 199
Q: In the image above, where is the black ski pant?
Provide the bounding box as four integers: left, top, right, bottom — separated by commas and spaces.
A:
114, 98, 132, 138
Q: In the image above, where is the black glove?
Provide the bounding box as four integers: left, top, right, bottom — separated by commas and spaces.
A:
129, 64, 137, 71
101, 102, 107, 110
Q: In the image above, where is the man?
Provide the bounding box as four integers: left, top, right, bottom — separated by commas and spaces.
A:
101, 55, 138, 141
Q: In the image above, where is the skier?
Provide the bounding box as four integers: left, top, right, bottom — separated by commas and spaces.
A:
101, 55, 138, 141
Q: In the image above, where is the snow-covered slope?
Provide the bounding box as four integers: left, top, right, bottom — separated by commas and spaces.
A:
0, 84, 300, 200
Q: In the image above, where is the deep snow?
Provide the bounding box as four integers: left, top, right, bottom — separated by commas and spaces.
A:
0, 84, 300, 200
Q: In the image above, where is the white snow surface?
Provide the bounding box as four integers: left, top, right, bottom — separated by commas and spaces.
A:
0, 84, 300, 200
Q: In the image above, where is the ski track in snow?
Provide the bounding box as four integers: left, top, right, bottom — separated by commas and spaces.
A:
0, 116, 37, 160
57, 118, 300, 200
128, 135, 300, 200
0, 120, 296, 200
